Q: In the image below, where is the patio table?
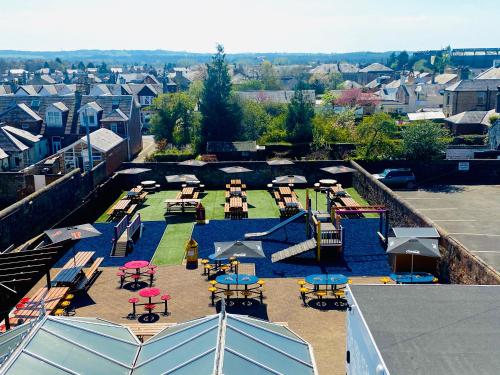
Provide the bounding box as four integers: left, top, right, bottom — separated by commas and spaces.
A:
319, 179, 337, 187
279, 187, 292, 196
141, 180, 156, 187
52, 266, 84, 286
216, 274, 259, 285
230, 179, 242, 186
305, 274, 348, 290
138, 287, 161, 314
230, 197, 243, 209
390, 272, 435, 284
181, 187, 195, 198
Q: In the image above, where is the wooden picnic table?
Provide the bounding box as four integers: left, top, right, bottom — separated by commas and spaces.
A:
110, 199, 131, 216
165, 198, 200, 213
14, 286, 69, 322
130, 186, 143, 194
283, 196, 299, 206
181, 187, 195, 198
230, 179, 242, 186
230, 197, 243, 209
230, 186, 242, 193
62, 251, 95, 268
279, 186, 292, 197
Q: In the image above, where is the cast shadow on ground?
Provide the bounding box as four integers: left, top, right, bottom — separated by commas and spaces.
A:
215, 298, 269, 321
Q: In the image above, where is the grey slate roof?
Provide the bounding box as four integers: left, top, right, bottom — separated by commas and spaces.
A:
80, 128, 124, 153
359, 63, 393, 73
236, 90, 315, 104
78, 95, 134, 133
475, 67, 500, 79
101, 108, 129, 122
348, 285, 500, 375
2, 125, 42, 144
17, 103, 42, 121
445, 110, 495, 125
445, 79, 500, 92
0, 127, 28, 152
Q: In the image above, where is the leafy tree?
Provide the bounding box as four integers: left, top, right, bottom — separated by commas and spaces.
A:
150, 92, 199, 147
77, 61, 85, 70
401, 122, 450, 160
397, 51, 409, 70
86, 62, 95, 69
240, 100, 270, 140
312, 109, 356, 150
98, 62, 108, 73
199, 44, 242, 150
234, 80, 265, 91
285, 82, 314, 142
260, 61, 280, 90
355, 113, 398, 159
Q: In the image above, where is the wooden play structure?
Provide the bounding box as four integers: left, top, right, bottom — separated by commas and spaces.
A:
111, 214, 143, 257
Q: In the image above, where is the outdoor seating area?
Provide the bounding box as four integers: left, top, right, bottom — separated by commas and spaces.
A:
298, 274, 349, 308
271, 185, 304, 218
51, 251, 103, 290
208, 273, 265, 306
117, 260, 157, 289
107, 186, 147, 220
127, 287, 171, 320
224, 179, 249, 219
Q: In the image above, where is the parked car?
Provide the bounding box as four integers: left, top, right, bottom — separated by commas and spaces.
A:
373, 168, 416, 189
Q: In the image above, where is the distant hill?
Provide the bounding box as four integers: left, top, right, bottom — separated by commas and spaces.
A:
0, 49, 396, 66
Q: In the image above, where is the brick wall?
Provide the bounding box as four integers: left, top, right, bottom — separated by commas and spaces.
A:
350, 160, 500, 284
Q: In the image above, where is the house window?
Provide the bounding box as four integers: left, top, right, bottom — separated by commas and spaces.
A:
110, 123, 118, 133
22, 124, 30, 130
446, 94, 450, 106
477, 92, 486, 106
140, 96, 153, 106
81, 112, 97, 127
52, 136, 62, 153
46, 111, 62, 127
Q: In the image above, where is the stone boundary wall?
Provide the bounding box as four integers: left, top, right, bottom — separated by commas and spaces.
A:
0, 162, 109, 250
350, 160, 500, 285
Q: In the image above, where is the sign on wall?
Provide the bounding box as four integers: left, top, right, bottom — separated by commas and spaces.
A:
458, 162, 470, 171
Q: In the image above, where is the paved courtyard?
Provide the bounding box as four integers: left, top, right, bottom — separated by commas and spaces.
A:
396, 185, 500, 273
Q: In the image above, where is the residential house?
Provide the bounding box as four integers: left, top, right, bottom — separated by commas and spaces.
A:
0, 85, 12, 95
358, 63, 393, 85
78, 95, 142, 159
444, 109, 495, 135
28, 74, 57, 85
61, 128, 127, 175
2, 125, 48, 166
117, 73, 160, 85
433, 73, 459, 85
338, 62, 360, 81
168, 69, 192, 91
0, 124, 48, 170
443, 79, 500, 116
0, 96, 78, 154
376, 85, 416, 114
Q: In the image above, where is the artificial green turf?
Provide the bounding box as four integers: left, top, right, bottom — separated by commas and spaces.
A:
95, 192, 127, 223
245, 190, 280, 218
152, 216, 194, 265
137, 190, 178, 221
345, 187, 378, 218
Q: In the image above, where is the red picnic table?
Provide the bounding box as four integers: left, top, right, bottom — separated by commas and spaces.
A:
118, 261, 156, 288
128, 287, 171, 318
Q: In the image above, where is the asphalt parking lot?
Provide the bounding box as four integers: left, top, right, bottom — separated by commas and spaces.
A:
396, 185, 500, 273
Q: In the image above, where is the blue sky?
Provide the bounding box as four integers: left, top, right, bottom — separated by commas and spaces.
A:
0, 0, 497, 53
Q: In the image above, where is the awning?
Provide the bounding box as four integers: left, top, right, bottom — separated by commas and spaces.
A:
387, 237, 440, 258
274, 175, 307, 184
267, 159, 294, 166
214, 241, 265, 259
219, 166, 253, 174
44, 224, 102, 244
115, 168, 151, 175
165, 174, 200, 183
321, 166, 356, 174
177, 160, 207, 167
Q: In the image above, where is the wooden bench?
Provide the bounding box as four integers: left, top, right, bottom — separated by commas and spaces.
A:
77, 257, 104, 290
127, 204, 137, 215
273, 191, 281, 202
175, 192, 182, 200
242, 203, 248, 218
192, 192, 199, 199
14, 286, 69, 323
224, 203, 230, 219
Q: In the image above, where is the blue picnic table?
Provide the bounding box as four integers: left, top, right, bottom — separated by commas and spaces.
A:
52, 266, 84, 286
216, 274, 258, 285
390, 272, 435, 284
305, 274, 348, 287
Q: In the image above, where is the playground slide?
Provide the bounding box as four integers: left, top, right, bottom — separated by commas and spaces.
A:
244, 210, 307, 239
271, 238, 317, 263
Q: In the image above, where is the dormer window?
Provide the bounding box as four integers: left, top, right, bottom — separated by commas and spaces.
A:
140, 96, 153, 105
46, 111, 62, 127
81, 111, 97, 127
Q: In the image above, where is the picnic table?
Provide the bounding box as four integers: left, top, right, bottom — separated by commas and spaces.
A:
211, 274, 263, 306
128, 287, 171, 318
14, 286, 69, 323
305, 274, 348, 288
165, 198, 201, 213
230, 179, 242, 186
110, 199, 131, 217
52, 266, 83, 286
390, 272, 435, 284
230, 197, 243, 209
283, 196, 300, 206
279, 186, 292, 196
181, 187, 195, 198
128, 186, 143, 196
